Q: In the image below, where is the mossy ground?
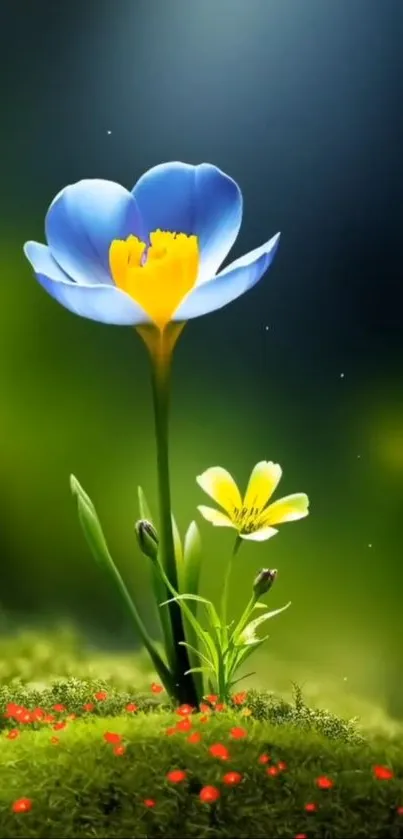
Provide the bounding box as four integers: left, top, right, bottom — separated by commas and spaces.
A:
0, 628, 402, 838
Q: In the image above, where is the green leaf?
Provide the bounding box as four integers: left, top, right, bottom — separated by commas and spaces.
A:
160, 594, 220, 674
179, 521, 203, 694
171, 514, 183, 565
179, 641, 214, 670
185, 666, 212, 676
70, 475, 175, 696
182, 521, 202, 602
137, 485, 153, 523
137, 487, 176, 675
239, 602, 291, 645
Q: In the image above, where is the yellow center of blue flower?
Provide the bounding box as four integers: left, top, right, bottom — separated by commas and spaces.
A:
109, 230, 199, 329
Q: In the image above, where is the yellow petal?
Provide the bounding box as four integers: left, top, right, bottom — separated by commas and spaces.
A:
197, 505, 236, 529
243, 461, 282, 511
196, 467, 242, 516
240, 526, 278, 542
260, 493, 309, 526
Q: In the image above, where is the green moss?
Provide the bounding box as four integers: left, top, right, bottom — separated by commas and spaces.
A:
0, 683, 401, 838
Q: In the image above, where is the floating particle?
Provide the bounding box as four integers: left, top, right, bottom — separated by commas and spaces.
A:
265, 325, 270, 331
340, 373, 345, 378
368, 543, 372, 548
107, 130, 112, 135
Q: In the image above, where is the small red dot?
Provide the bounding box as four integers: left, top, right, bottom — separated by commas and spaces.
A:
126, 703, 138, 712
305, 802, 318, 813
12, 798, 32, 814
187, 731, 202, 744
223, 771, 243, 785
316, 775, 334, 789
103, 732, 122, 744
144, 798, 156, 808
151, 683, 164, 694
6, 729, 20, 740
167, 769, 187, 783
113, 745, 126, 756
230, 726, 247, 739
199, 785, 220, 803
94, 691, 108, 701
258, 753, 270, 764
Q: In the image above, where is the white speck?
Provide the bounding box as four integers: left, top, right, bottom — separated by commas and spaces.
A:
107, 130, 112, 135
343, 676, 348, 681
340, 373, 345, 378
265, 325, 270, 331
368, 543, 372, 548
357, 454, 361, 459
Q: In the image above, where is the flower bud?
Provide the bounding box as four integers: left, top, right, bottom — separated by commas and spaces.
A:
135, 519, 159, 561
253, 568, 277, 598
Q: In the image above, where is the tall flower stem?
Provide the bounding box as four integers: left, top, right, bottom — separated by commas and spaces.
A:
138, 324, 199, 707
220, 535, 242, 630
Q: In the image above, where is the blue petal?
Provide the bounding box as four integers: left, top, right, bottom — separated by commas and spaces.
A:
45, 180, 144, 286
24, 241, 149, 326
132, 162, 243, 282
173, 233, 281, 321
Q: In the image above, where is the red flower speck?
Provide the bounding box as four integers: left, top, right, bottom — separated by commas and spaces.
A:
199, 715, 210, 724
199, 703, 211, 714
187, 732, 202, 744
126, 703, 138, 713
209, 743, 230, 761
176, 718, 192, 732
6, 729, 20, 740
223, 771, 243, 785
373, 765, 394, 781
5, 703, 22, 718
316, 775, 334, 789
204, 694, 218, 705
267, 766, 279, 777
83, 703, 94, 712
277, 761, 287, 772
258, 753, 270, 764
215, 703, 226, 712
305, 802, 318, 813
295, 834, 307, 839
20, 711, 32, 724
144, 798, 156, 808
50, 736, 60, 745
166, 726, 177, 736
114, 745, 126, 756
151, 683, 164, 694
53, 722, 66, 731
53, 704, 66, 712
199, 785, 220, 803
94, 691, 107, 701
12, 798, 32, 814
176, 704, 194, 716
397, 806, 403, 816
167, 769, 187, 783
43, 714, 55, 723
232, 691, 247, 705
31, 708, 45, 722
230, 726, 247, 739
104, 732, 122, 744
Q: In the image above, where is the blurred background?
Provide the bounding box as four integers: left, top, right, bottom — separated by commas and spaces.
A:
0, 0, 402, 721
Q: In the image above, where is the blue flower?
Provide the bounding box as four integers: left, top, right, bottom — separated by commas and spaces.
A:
24, 162, 280, 328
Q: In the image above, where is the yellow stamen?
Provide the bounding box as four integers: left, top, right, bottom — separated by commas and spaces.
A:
109, 230, 199, 330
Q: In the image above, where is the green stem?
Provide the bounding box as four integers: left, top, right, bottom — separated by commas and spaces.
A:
149, 332, 198, 707
220, 536, 242, 629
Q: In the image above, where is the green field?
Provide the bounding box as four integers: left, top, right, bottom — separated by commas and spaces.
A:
0, 628, 402, 838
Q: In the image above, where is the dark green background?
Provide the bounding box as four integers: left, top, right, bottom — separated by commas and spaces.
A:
1, 0, 402, 716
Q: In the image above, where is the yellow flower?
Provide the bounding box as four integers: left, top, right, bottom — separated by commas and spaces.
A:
196, 461, 309, 542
